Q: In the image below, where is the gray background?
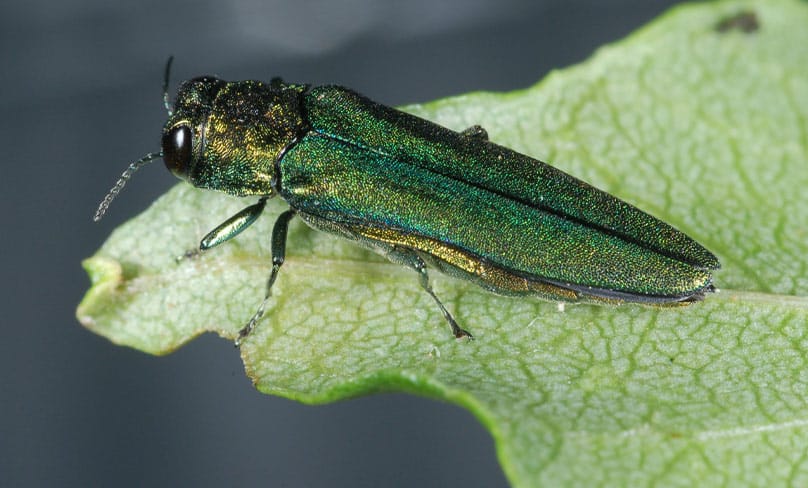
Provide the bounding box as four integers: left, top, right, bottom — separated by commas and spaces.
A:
2, 1, 678, 486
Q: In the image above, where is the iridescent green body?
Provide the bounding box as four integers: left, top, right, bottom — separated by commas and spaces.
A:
99, 70, 719, 342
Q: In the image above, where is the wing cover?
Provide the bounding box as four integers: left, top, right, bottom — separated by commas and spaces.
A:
279, 133, 712, 298
300, 86, 719, 271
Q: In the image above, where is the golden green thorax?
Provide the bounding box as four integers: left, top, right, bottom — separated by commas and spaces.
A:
162, 77, 307, 197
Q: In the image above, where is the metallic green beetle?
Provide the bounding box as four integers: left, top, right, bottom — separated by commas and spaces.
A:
95, 61, 719, 344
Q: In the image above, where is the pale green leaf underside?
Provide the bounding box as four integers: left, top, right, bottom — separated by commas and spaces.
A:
78, 1, 808, 486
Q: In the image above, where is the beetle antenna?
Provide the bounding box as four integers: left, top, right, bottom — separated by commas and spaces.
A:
94, 58, 175, 222
93, 152, 162, 221
163, 56, 174, 116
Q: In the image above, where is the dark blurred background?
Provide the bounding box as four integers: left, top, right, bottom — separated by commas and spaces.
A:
2, 1, 679, 486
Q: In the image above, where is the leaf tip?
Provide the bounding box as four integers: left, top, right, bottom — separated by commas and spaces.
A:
76, 256, 124, 327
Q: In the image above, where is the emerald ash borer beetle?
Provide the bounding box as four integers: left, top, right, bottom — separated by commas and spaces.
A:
95, 59, 719, 344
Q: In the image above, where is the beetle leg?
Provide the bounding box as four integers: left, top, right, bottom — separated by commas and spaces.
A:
387, 247, 473, 340
200, 197, 268, 250
418, 264, 474, 339
460, 124, 488, 141
175, 197, 268, 262
235, 208, 297, 346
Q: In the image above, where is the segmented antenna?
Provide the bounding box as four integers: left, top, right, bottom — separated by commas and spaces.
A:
163, 56, 174, 116
93, 57, 176, 222
93, 152, 161, 221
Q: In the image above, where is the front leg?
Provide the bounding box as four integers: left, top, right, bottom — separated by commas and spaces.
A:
200, 197, 268, 250
176, 197, 268, 262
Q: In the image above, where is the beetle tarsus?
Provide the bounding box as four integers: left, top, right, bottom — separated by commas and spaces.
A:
235, 304, 266, 347
175, 248, 200, 263
450, 318, 474, 340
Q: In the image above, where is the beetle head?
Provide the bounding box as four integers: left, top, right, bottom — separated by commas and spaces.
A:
163, 76, 306, 196
94, 62, 307, 222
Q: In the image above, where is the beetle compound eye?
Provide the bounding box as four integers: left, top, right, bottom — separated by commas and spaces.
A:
162, 125, 192, 178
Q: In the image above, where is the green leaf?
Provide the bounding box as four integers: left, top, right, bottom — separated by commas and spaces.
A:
78, 0, 808, 485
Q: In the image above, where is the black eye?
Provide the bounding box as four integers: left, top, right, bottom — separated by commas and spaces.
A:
162, 125, 192, 178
